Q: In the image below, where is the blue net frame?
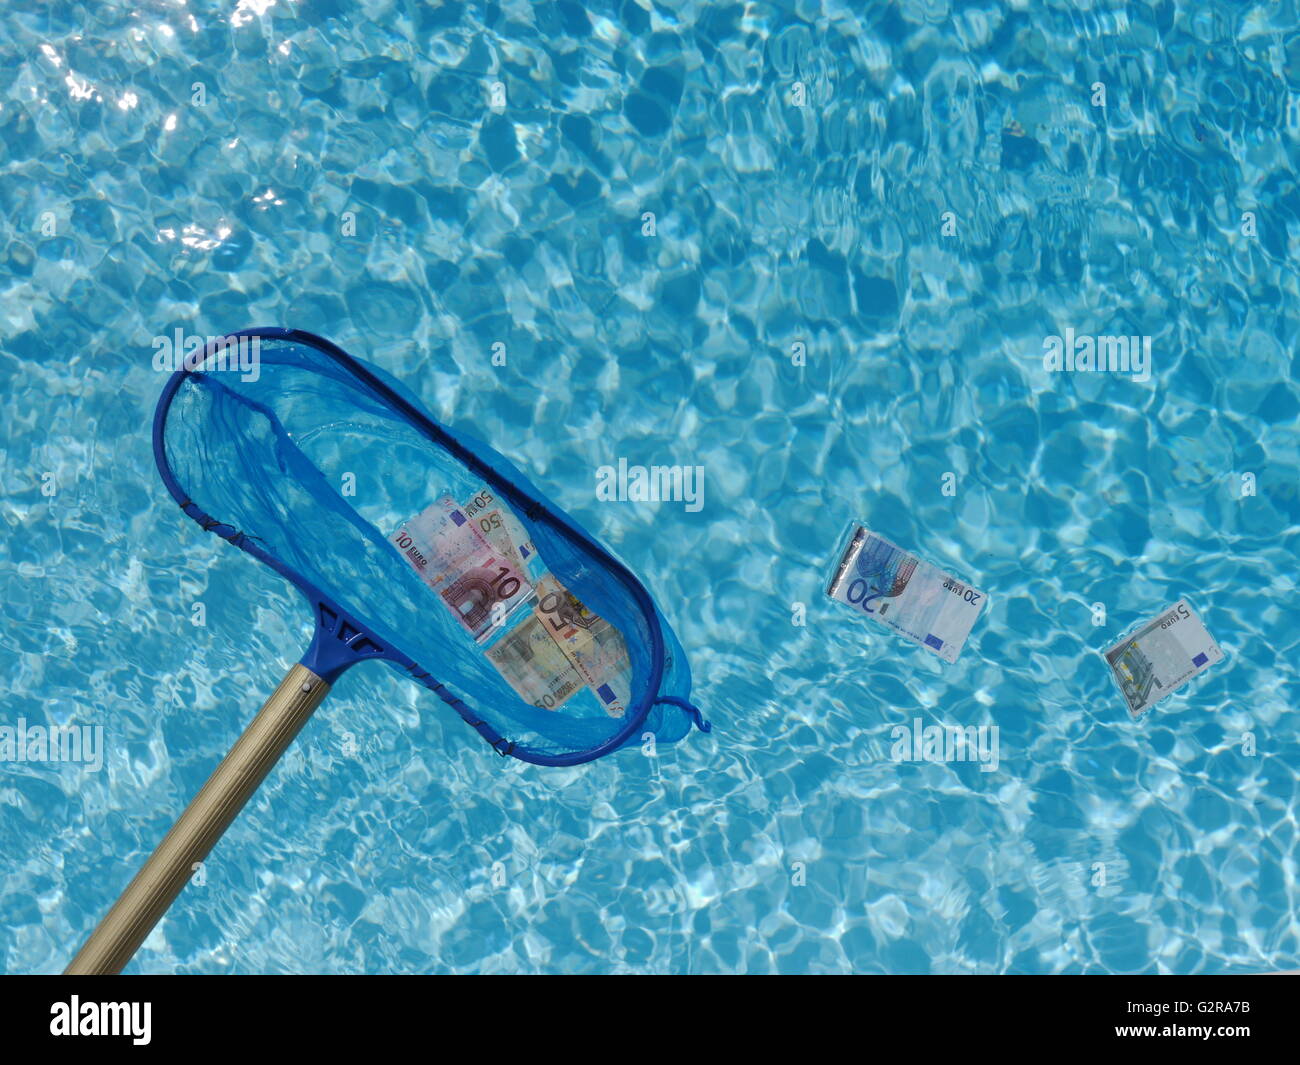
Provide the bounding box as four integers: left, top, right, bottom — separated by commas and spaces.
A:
151, 327, 709, 767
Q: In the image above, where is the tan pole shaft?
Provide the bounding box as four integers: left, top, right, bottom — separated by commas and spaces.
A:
65, 663, 331, 975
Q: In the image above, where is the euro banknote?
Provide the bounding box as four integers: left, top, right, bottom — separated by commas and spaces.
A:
1102, 599, 1224, 718
533, 575, 632, 717
826, 525, 986, 664
394, 489, 633, 717
485, 612, 586, 711
390, 496, 533, 643
462, 486, 544, 582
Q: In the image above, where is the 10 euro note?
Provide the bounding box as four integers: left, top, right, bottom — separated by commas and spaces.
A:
1102, 599, 1224, 719
390, 497, 533, 643
826, 525, 986, 664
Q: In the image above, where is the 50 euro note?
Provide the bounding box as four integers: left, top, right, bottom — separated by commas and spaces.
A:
389, 496, 533, 643
826, 525, 986, 664
1102, 599, 1224, 718
483, 577, 633, 718
532, 575, 633, 718
461, 486, 544, 582
485, 613, 586, 711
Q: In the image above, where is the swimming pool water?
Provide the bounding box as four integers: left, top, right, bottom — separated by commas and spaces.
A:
1, 0, 1298, 974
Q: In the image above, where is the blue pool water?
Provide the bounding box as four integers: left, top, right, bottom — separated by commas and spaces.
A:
2, 1, 1299, 974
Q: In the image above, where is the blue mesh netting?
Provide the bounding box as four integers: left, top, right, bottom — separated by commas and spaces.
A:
153, 328, 705, 765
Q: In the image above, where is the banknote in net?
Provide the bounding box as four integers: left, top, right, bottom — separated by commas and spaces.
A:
485, 613, 585, 711
461, 486, 543, 581
1102, 599, 1224, 718
826, 525, 986, 664
390, 497, 533, 643
533, 575, 632, 717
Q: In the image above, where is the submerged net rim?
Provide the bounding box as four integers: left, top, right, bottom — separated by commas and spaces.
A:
149, 325, 673, 767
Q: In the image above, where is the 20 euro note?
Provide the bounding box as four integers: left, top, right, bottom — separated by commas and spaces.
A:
825, 525, 986, 664
533, 575, 633, 718
1102, 599, 1224, 719
390, 497, 533, 643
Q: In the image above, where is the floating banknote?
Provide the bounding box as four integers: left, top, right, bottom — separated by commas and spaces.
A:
1102, 599, 1224, 718
486, 613, 585, 711
390, 497, 533, 642
462, 486, 542, 581
533, 575, 632, 717
826, 525, 986, 664
569, 617, 632, 718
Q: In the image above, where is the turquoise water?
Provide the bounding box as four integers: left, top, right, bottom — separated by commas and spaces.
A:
2, 1, 1299, 974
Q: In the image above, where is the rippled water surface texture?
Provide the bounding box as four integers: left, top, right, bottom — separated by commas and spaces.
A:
2, 1, 1299, 974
